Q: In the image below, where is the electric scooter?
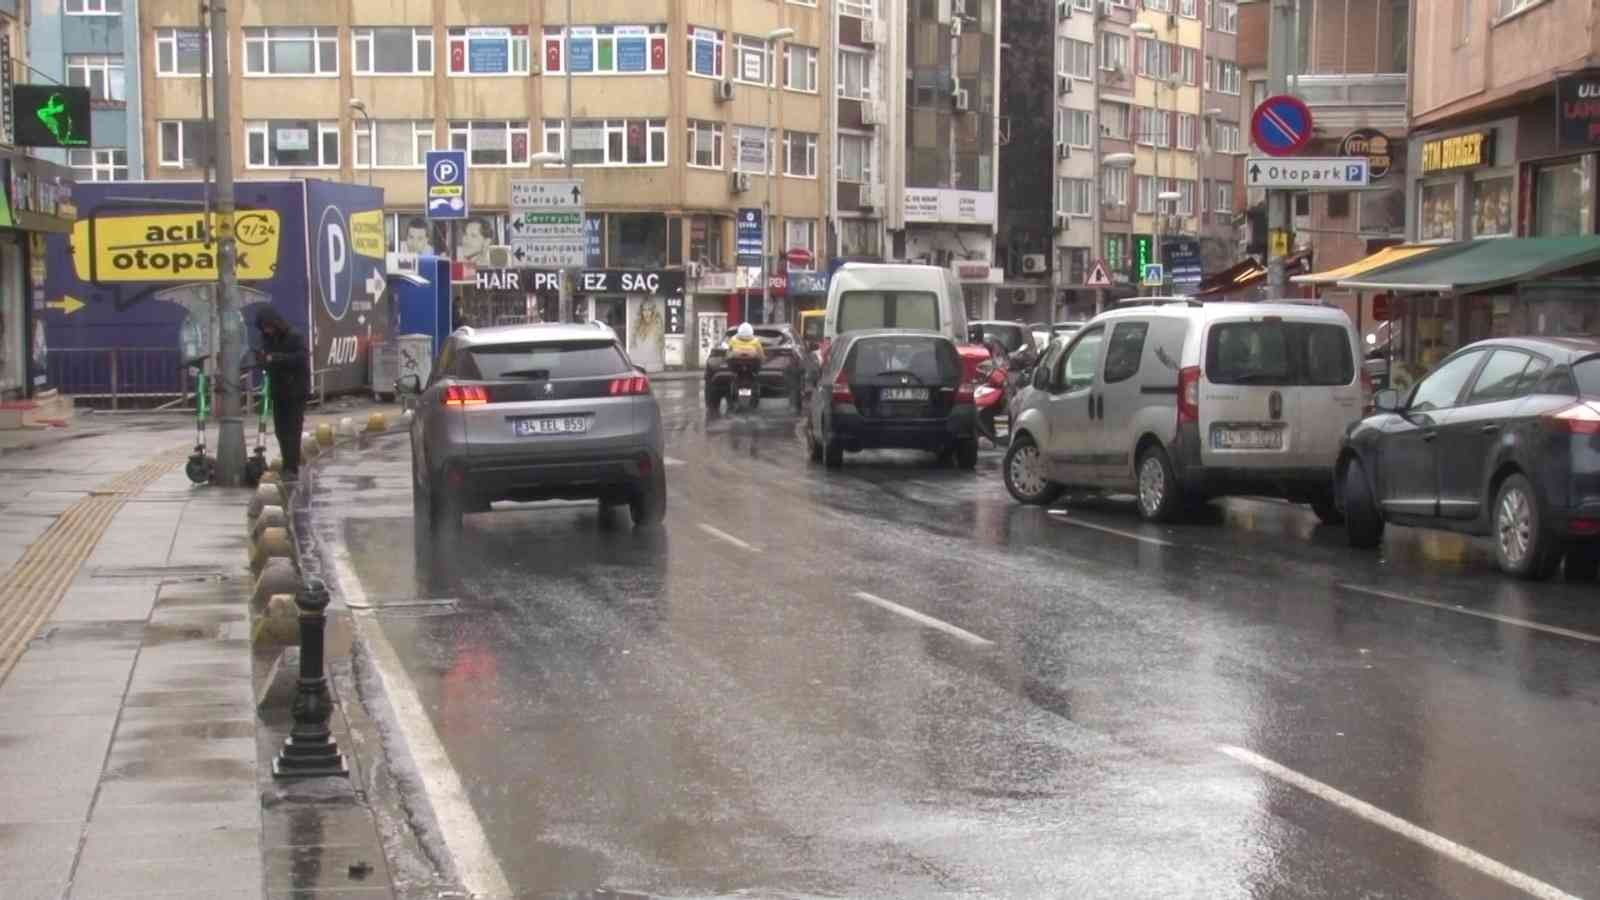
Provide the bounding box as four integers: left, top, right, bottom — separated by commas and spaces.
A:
181, 355, 216, 485
243, 368, 271, 487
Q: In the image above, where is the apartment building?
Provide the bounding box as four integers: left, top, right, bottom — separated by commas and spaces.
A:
138, 0, 832, 369
28, 0, 142, 182
1053, 0, 1098, 310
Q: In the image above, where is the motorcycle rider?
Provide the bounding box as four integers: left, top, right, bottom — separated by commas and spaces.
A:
727, 321, 766, 363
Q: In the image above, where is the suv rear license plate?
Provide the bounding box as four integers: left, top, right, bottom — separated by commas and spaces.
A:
514, 416, 590, 436
1214, 427, 1282, 450
737, 387, 754, 398
882, 387, 929, 401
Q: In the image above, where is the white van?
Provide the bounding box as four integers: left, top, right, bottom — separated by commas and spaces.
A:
1004, 299, 1369, 522
823, 263, 970, 345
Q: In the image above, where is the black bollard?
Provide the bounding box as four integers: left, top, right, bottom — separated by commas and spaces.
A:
272, 576, 349, 779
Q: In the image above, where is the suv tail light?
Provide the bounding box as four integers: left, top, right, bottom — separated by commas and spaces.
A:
831, 368, 855, 405
1543, 401, 1600, 435
443, 384, 488, 406
1178, 366, 1201, 425
609, 375, 651, 396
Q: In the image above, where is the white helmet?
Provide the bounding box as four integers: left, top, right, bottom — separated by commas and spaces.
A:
736, 322, 755, 339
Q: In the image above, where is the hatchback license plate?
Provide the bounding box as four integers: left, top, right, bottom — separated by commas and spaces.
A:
882, 387, 929, 401
737, 387, 754, 398
1214, 427, 1282, 450
515, 416, 590, 436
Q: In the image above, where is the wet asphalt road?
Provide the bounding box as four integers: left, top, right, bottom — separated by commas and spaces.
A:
309, 381, 1600, 900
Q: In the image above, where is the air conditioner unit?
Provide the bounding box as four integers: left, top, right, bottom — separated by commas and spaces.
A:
860, 102, 881, 125
486, 245, 513, 268
1022, 254, 1048, 274
860, 18, 878, 44
951, 17, 963, 35
1055, 213, 1070, 230
953, 88, 970, 111
860, 182, 885, 209
731, 171, 752, 193
1098, 0, 1112, 17
1058, 0, 1072, 18
715, 79, 734, 102
1058, 74, 1071, 95
1057, 142, 1071, 160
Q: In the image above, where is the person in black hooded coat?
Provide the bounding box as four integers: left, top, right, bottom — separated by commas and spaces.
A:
252, 307, 310, 478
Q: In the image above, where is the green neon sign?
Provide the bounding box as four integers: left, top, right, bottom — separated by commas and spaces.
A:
11, 85, 93, 148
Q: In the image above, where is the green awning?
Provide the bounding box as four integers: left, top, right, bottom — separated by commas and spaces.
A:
1337, 236, 1600, 293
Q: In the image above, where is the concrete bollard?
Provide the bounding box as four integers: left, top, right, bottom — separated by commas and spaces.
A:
251, 506, 287, 548
254, 593, 302, 647
250, 557, 301, 612
260, 469, 282, 486
273, 577, 348, 779
303, 438, 320, 460
247, 482, 285, 521
365, 412, 387, 433
338, 417, 357, 441
315, 422, 335, 447
269, 457, 283, 473
250, 526, 294, 575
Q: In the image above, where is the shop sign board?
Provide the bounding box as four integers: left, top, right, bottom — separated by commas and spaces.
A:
1557, 70, 1600, 148
1246, 157, 1370, 188
1338, 128, 1393, 180
574, 269, 686, 296
1419, 130, 1495, 174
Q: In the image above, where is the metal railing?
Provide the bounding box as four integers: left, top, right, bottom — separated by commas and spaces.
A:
46, 347, 192, 411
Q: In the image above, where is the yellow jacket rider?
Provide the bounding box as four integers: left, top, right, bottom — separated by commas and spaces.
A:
727, 322, 766, 363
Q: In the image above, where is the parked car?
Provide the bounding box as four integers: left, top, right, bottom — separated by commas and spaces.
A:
1004, 299, 1368, 522
805, 329, 978, 469
1338, 336, 1600, 580
405, 322, 666, 532
823, 263, 970, 346
703, 324, 810, 412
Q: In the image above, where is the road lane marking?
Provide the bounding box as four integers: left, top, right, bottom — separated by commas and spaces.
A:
1336, 583, 1600, 645
853, 591, 995, 647
1217, 745, 1580, 900
1047, 509, 1177, 547
697, 523, 762, 552
328, 543, 513, 900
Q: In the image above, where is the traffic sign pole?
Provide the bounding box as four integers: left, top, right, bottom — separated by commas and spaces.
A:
1264, 1, 1299, 297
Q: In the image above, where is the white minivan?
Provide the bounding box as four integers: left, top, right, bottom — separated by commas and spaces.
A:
823, 263, 970, 345
1004, 299, 1369, 522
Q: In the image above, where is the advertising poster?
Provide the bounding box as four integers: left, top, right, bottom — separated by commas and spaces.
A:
305, 180, 387, 393
693, 29, 716, 76
617, 26, 648, 72
568, 26, 595, 73
467, 27, 510, 74
736, 208, 762, 266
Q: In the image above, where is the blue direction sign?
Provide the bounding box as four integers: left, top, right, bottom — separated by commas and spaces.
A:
1250, 94, 1314, 158
425, 149, 468, 220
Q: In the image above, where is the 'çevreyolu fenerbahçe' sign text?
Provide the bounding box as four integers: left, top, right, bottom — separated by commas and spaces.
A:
71, 210, 283, 282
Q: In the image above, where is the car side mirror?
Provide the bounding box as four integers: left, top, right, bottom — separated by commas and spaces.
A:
1374, 388, 1401, 412
396, 374, 422, 395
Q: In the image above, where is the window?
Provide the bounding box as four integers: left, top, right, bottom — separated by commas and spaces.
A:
733, 34, 774, 85
1496, 0, 1536, 17
156, 29, 211, 76
1250, 79, 1268, 110
354, 120, 435, 168
1420, 181, 1459, 241
1177, 179, 1197, 216
690, 216, 726, 265
1137, 175, 1157, 213
1205, 55, 1215, 90
785, 45, 818, 92
785, 218, 817, 257
840, 0, 876, 16
838, 133, 870, 182
158, 120, 212, 168
1534, 161, 1588, 236
66, 0, 120, 13
1206, 322, 1355, 388
1466, 350, 1537, 404
1213, 122, 1242, 153
1061, 38, 1094, 80
687, 27, 724, 78
68, 148, 128, 181
1100, 102, 1130, 139
837, 292, 940, 332
453, 120, 531, 167
1138, 39, 1173, 79
1217, 60, 1241, 94
784, 131, 817, 177
1059, 178, 1093, 216
244, 27, 338, 76
733, 125, 773, 173
1180, 0, 1198, 15
1065, 109, 1092, 148
1216, 1, 1239, 30
1101, 167, 1128, 206
1408, 350, 1485, 410
1100, 33, 1130, 72
687, 120, 724, 169
1143, 0, 1174, 10
541, 25, 668, 75
447, 27, 530, 76
1103, 322, 1149, 383
353, 27, 433, 75
1057, 328, 1105, 392
544, 119, 667, 167
838, 49, 871, 99
1215, 182, 1234, 219
1177, 114, 1198, 150
465, 341, 629, 381
246, 120, 340, 168
1136, 107, 1169, 147
66, 55, 125, 102
1472, 174, 1514, 237
1181, 48, 1198, 85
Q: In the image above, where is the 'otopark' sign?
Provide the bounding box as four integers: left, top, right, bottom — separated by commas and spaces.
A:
71, 211, 283, 282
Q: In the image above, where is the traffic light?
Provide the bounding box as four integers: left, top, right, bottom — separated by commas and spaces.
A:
11, 85, 92, 148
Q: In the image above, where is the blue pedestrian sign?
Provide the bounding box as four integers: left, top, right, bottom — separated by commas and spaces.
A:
425, 149, 468, 221
1250, 94, 1314, 158
1141, 263, 1165, 287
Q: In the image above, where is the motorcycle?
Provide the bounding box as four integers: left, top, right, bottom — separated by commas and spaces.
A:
973, 348, 1037, 447
727, 355, 763, 414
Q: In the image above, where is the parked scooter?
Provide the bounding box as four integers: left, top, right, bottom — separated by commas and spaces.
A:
727, 355, 762, 414
974, 358, 1013, 446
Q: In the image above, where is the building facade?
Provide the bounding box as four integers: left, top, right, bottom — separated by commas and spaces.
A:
1054, 0, 1098, 313
29, 0, 142, 182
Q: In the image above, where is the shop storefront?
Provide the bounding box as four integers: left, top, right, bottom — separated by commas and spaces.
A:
689, 268, 735, 370
4, 153, 76, 400
954, 260, 1001, 320
1408, 120, 1519, 243
455, 267, 561, 328
574, 268, 685, 373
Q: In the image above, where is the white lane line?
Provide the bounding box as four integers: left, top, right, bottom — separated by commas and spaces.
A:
852, 591, 995, 647
1336, 583, 1600, 645
697, 522, 762, 552
1217, 745, 1580, 900
1047, 508, 1177, 547
328, 544, 513, 900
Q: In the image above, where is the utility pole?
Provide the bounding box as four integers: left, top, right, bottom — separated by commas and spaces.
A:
209, 0, 245, 485
1265, 0, 1294, 295
558, 0, 576, 323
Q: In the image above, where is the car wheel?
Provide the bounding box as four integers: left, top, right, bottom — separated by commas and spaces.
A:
1003, 434, 1063, 505
630, 468, 667, 528
1135, 445, 1183, 523
1310, 491, 1344, 526
955, 438, 979, 470
1342, 459, 1384, 549
823, 435, 844, 469
1565, 545, 1600, 582
1494, 473, 1558, 580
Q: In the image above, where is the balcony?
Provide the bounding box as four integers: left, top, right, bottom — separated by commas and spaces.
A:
1294, 73, 1409, 132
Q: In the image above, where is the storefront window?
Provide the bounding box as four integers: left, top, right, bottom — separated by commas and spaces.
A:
1534, 159, 1591, 236
1463, 294, 1521, 344
607, 213, 668, 268
689, 215, 725, 267
1471, 175, 1514, 237
1524, 285, 1600, 336
1418, 181, 1457, 241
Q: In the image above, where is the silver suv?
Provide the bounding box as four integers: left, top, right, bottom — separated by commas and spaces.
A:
404, 323, 666, 531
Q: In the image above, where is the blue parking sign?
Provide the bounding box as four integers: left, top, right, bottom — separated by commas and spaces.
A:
425, 149, 468, 221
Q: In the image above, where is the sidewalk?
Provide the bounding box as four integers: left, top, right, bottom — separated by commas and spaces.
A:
0, 422, 401, 899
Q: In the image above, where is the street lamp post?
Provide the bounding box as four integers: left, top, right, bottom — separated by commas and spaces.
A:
348, 98, 373, 187
763, 27, 795, 325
